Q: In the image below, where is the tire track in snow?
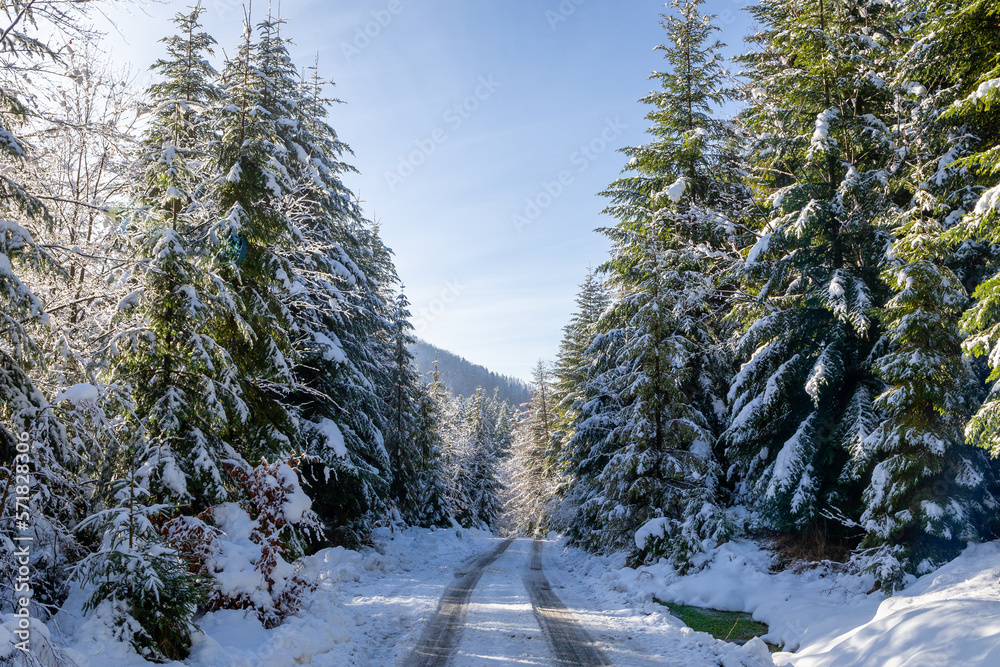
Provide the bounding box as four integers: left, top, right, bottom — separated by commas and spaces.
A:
402, 537, 515, 667
524, 539, 612, 666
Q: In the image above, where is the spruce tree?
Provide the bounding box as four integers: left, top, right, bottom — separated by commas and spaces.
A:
936, 0, 1000, 457
851, 0, 1000, 587
507, 361, 565, 536
551, 269, 611, 458
574, 0, 738, 563
74, 417, 206, 662
112, 5, 241, 513
462, 387, 505, 530
381, 289, 425, 520
725, 0, 899, 537
408, 376, 453, 528
254, 40, 398, 544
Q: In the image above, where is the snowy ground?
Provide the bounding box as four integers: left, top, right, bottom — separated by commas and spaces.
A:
10, 530, 1000, 665
617, 539, 1000, 667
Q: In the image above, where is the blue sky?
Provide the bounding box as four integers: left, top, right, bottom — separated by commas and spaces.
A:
101, 0, 751, 382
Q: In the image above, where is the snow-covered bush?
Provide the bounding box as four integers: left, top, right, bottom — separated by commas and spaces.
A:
200, 457, 322, 628
74, 480, 206, 662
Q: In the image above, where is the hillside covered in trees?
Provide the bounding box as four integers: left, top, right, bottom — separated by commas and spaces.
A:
409, 339, 531, 406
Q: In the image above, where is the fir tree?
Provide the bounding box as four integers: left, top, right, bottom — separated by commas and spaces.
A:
111, 5, 241, 513
408, 374, 453, 528
506, 361, 561, 536
935, 0, 1000, 457
259, 41, 397, 545
75, 431, 206, 662
569, 0, 737, 563
725, 0, 899, 537
851, 0, 1000, 587
551, 269, 611, 458
204, 14, 304, 463
461, 387, 505, 530
381, 288, 425, 519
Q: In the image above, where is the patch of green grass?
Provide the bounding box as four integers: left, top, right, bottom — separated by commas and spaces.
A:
656, 600, 780, 652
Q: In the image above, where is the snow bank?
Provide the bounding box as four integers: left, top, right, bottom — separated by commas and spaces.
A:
781, 541, 1000, 667
612, 538, 1000, 667
554, 538, 777, 666
54, 525, 496, 667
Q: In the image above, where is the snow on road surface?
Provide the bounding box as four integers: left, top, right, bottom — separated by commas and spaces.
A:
404, 537, 524, 666
447, 538, 554, 666
523, 539, 610, 666
402, 534, 770, 667
35, 528, 1000, 665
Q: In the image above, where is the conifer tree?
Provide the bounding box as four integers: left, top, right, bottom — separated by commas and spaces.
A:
111, 5, 241, 513
507, 361, 561, 536
572, 0, 737, 563
462, 387, 505, 530
74, 408, 205, 662
251, 35, 397, 543
408, 376, 453, 528
563, 323, 627, 551
381, 289, 425, 519
851, 0, 1000, 586
725, 0, 899, 536
204, 14, 303, 462
934, 0, 1000, 457
551, 269, 611, 455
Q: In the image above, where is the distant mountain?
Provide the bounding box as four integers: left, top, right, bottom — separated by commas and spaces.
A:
409, 339, 532, 407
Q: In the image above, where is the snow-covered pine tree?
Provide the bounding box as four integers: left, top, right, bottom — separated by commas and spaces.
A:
551, 269, 611, 464
850, 0, 1000, 588
563, 320, 628, 552
73, 397, 205, 662
505, 361, 561, 536
436, 385, 512, 530
380, 288, 426, 520
548, 271, 614, 544
725, 0, 899, 537
435, 385, 475, 526
461, 387, 506, 530
204, 14, 304, 463
936, 0, 1000, 458
267, 45, 395, 545
579, 0, 737, 565
111, 5, 243, 514
408, 372, 453, 528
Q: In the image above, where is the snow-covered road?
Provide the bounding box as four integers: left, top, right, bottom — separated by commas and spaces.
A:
393, 534, 772, 667
406, 537, 608, 666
